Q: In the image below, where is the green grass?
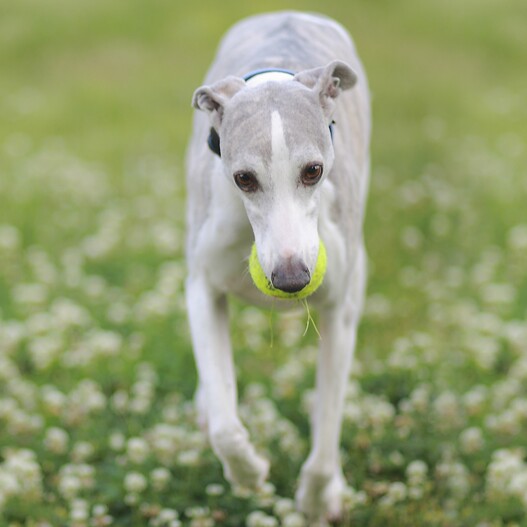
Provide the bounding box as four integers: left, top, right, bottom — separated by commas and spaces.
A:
0, 0, 526, 526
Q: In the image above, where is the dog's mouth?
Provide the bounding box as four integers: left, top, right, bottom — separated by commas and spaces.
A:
249, 242, 327, 300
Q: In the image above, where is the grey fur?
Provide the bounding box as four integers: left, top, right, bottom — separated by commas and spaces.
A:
185, 11, 371, 521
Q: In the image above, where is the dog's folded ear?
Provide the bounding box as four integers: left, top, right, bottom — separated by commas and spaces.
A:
295, 60, 358, 118
192, 76, 246, 129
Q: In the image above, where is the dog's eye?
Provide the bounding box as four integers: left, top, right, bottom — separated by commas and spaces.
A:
234, 171, 259, 193
301, 164, 323, 186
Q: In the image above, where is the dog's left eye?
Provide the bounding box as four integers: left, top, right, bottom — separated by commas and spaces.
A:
234, 171, 259, 193
301, 164, 323, 186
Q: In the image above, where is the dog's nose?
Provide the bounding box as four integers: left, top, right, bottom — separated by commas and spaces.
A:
271, 257, 311, 293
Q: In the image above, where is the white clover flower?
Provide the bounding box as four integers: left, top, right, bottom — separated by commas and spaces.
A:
0, 469, 20, 496
157, 508, 180, 525
481, 283, 516, 306
0, 320, 25, 352
406, 460, 428, 483
492, 378, 522, 409
509, 471, 527, 495
152, 222, 181, 254
459, 427, 484, 454
177, 450, 200, 466
255, 481, 276, 507
205, 483, 224, 497
282, 512, 306, 527
486, 448, 527, 504
246, 511, 278, 527
155, 508, 181, 527
127, 437, 150, 464
151, 467, 171, 491
76, 464, 96, 488
436, 461, 470, 499
366, 396, 395, 430
0, 398, 16, 423
401, 226, 423, 250
186, 506, 215, 527
135, 291, 171, 321
112, 390, 130, 415
185, 506, 210, 518
28, 335, 63, 370
508, 224, 527, 251
93, 504, 109, 517
109, 431, 126, 451
0, 224, 21, 252
389, 451, 405, 467
59, 474, 81, 500
71, 442, 95, 463
466, 336, 500, 370
462, 385, 488, 415
387, 481, 407, 502
364, 293, 392, 319
70, 498, 89, 521
58, 463, 95, 500
26, 312, 54, 336
41, 384, 67, 415
68, 380, 107, 418
12, 283, 48, 308
342, 485, 367, 509
504, 321, 527, 352
107, 302, 131, 324
7, 408, 44, 435
124, 493, 139, 506
129, 395, 153, 415
485, 410, 521, 436
273, 497, 295, 518
2, 448, 43, 500
44, 427, 69, 454
512, 398, 527, 420
51, 298, 91, 329
88, 330, 123, 357
433, 391, 463, 429
124, 471, 147, 493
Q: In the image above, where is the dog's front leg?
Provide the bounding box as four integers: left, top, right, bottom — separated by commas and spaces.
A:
296, 298, 359, 521
186, 275, 269, 489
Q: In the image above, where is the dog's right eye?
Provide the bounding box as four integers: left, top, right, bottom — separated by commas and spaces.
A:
234, 171, 259, 193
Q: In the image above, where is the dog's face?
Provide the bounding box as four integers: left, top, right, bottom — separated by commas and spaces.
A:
193, 61, 357, 293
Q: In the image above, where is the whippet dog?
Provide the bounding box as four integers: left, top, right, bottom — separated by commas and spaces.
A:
186, 11, 370, 521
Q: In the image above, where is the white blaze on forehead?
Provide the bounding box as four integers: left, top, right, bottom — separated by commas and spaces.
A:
271, 110, 290, 170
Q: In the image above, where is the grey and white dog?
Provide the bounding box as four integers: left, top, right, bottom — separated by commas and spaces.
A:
186, 11, 370, 522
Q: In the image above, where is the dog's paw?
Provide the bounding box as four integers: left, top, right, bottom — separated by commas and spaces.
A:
324, 471, 347, 523
223, 449, 270, 490
211, 425, 269, 490
296, 465, 346, 524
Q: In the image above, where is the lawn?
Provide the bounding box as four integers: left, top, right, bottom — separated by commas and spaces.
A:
0, 0, 526, 526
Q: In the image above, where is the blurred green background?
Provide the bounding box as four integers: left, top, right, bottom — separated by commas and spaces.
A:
1, 0, 527, 525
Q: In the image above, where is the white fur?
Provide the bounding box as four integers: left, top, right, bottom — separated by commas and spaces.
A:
186, 11, 370, 524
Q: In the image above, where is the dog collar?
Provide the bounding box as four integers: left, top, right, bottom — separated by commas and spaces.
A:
207, 68, 334, 158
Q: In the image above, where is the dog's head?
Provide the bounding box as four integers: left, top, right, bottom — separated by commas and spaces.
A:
192, 60, 357, 294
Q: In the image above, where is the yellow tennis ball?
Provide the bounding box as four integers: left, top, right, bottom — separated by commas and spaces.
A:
249, 241, 327, 299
